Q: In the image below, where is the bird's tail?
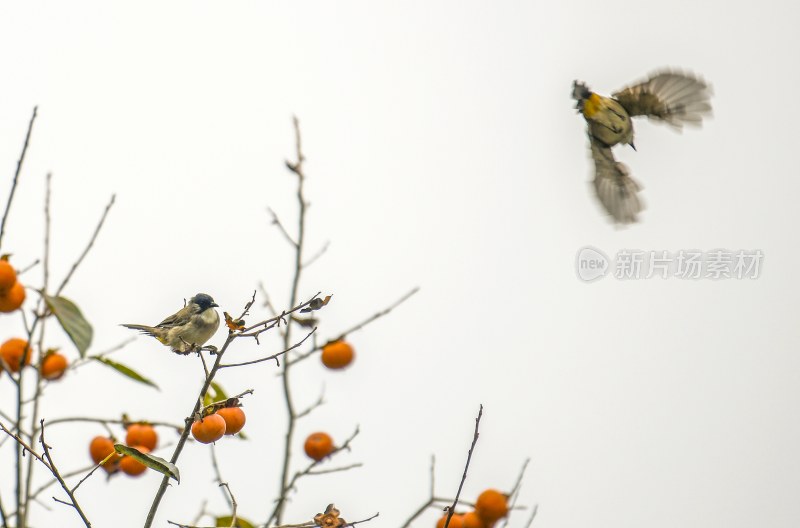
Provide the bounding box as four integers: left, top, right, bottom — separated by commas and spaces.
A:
121, 324, 159, 338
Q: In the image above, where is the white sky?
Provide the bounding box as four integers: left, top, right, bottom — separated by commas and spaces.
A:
2, 1, 800, 527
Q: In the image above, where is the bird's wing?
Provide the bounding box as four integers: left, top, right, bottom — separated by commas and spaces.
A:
590, 137, 643, 224
613, 70, 712, 128
156, 305, 195, 328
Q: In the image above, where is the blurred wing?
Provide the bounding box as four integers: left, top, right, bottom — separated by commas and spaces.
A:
590, 137, 643, 224
613, 70, 712, 128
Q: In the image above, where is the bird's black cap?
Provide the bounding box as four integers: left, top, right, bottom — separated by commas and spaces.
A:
191, 293, 218, 309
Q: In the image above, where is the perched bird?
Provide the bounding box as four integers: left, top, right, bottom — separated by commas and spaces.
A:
122, 293, 220, 353
572, 70, 712, 223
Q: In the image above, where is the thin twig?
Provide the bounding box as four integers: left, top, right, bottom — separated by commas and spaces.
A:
219, 329, 316, 369
43, 172, 52, 292
400, 455, 437, 528
200, 389, 254, 416
497, 458, 530, 528
38, 421, 92, 526
273, 115, 308, 526
430, 455, 436, 499
268, 206, 299, 248
21, 171, 54, 525
209, 445, 232, 508
238, 293, 321, 334
302, 240, 330, 268
295, 387, 325, 419
16, 258, 41, 276
444, 405, 483, 528
29, 463, 96, 502
347, 512, 380, 526
220, 482, 238, 528
289, 287, 419, 366
258, 282, 280, 317
306, 462, 363, 475
0, 490, 8, 528
55, 193, 115, 296
523, 504, 538, 528
267, 426, 360, 526
0, 106, 37, 250
40, 416, 183, 433
70, 461, 107, 494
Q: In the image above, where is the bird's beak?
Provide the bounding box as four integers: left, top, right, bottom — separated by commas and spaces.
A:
211, 302, 219, 308
629, 142, 637, 151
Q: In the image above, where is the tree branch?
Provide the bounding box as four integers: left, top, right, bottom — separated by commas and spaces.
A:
0, 106, 37, 250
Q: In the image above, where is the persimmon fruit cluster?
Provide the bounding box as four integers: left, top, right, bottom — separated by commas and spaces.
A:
475, 489, 509, 524
0, 259, 25, 313
191, 406, 247, 444
217, 406, 246, 435
120, 446, 150, 477
89, 436, 122, 474
436, 511, 488, 528
434, 489, 509, 528
40, 352, 68, 380
126, 423, 158, 451
191, 414, 226, 444
1, 338, 31, 373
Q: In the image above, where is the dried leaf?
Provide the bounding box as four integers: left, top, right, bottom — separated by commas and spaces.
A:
291, 315, 318, 328
300, 295, 332, 313
224, 311, 245, 332
44, 294, 93, 357
315, 504, 346, 528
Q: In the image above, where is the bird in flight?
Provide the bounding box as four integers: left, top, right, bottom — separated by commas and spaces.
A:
573, 70, 712, 224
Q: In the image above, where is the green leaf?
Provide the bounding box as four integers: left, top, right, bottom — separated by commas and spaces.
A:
92, 356, 159, 390
44, 294, 93, 357
114, 444, 179, 482
216, 516, 255, 528
203, 381, 228, 407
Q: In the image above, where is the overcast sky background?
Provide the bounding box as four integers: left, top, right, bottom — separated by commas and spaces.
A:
1, 1, 800, 527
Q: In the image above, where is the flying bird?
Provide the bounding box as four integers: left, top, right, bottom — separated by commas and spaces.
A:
572, 70, 712, 223
122, 293, 220, 353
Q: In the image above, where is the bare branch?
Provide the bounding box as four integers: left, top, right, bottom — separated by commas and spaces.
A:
307, 462, 363, 475
41, 416, 183, 433
268, 427, 360, 526
268, 206, 299, 248
524, 504, 539, 528
0, 106, 37, 250
55, 193, 115, 296
220, 329, 316, 369
295, 387, 325, 419
37, 421, 92, 526
289, 287, 419, 366
346, 512, 380, 527
443, 405, 483, 528
219, 482, 238, 528
497, 458, 531, 528
302, 240, 330, 268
